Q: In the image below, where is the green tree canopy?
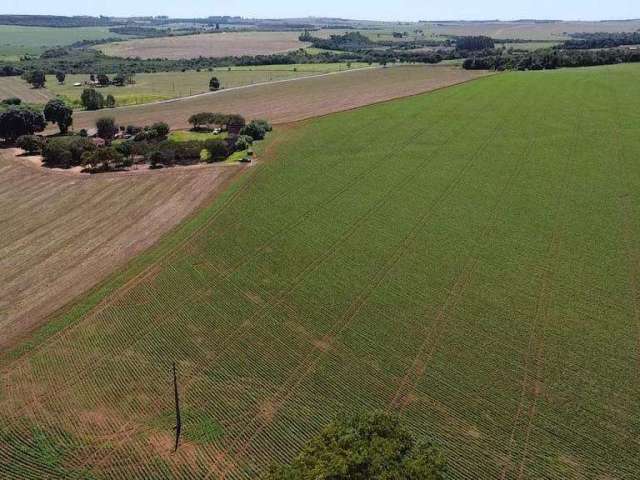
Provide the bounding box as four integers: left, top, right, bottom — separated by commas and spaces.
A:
25, 70, 46, 88
209, 76, 221, 91
81, 88, 104, 111
266, 412, 448, 480
44, 99, 73, 134
0, 106, 46, 142
96, 117, 118, 142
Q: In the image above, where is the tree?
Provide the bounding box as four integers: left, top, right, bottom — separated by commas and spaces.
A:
240, 119, 272, 141
209, 76, 221, 91
16, 134, 43, 154
266, 412, 448, 480
235, 134, 253, 151
105, 94, 116, 108
188, 112, 214, 130
97, 73, 110, 86
25, 70, 46, 88
81, 89, 104, 110
44, 99, 73, 134
204, 138, 228, 162
55, 71, 66, 84
0, 107, 46, 142
96, 117, 118, 143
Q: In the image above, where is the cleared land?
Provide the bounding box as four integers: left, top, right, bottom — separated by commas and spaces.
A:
97, 31, 309, 60
0, 25, 130, 60
0, 151, 244, 350
70, 66, 490, 130
2, 63, 640, 479
0, 77, 53, 103
45, 64, 372, 107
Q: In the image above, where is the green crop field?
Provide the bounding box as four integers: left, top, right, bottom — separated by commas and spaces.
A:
0, 25, 130, 60
45, 64, 374, 107
2, 63, 640, 479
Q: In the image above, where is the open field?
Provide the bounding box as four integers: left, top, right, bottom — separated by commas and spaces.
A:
0, 151, 244, 350
420, 20, 640, 40
318, 20, 640, 42
0, 77, 53, 103
97, 31, 309, 59
2, 63, 640, 479
44, 64, 372, 107
69, 66, 490, 130
0, 25, 130, 59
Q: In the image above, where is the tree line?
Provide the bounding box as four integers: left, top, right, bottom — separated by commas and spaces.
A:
463, 46, 640, 71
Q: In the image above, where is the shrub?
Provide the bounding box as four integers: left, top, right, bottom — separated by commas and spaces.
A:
209, 76, 220, 91
81, 146, 123, 171
1, 97, 21, 105
150, 121, 170, 138
16, 134, 43, 154
204, 138, 228, 162
125, 125, 143, 135
0, 106, 47, 142
42, 140, 72, 168
105, 94, 116, 108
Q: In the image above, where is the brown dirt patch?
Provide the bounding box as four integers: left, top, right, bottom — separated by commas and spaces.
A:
98, 31, 308, 60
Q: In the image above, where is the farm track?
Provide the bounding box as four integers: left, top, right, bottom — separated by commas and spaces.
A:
3, 64, 640, 479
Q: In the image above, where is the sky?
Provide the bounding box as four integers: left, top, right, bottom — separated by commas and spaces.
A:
2, 0, 639, 22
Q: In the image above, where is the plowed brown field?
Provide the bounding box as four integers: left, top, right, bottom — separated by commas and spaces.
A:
0, 150, 244, 349
70, 66, 491, 131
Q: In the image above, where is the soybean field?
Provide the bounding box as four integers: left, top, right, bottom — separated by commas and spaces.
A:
2, 64, 640, 479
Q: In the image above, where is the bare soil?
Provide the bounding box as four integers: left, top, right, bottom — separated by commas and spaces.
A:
98, 31, 309, 60
70, 66, 491, 131
0, 149, 244, 350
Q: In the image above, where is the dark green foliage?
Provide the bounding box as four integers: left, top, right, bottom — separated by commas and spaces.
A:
235, 134, 253, 151
240, 119, 272, 141
80, 89, 104, 111
147, 148, 175, 168
112, 73, 126, 86
97, 73, 110, 86
165, 140, 206, 160
304, 32, 374, 52
0, 106, 46, 142
1, 97, 21, 105
41, 48, 69, 59
0, 65, 24, 77
204, 138, 228, 162
44, 99, 73, 134
455, 36, 495, 51
16, 134, 43, 154
209, 76, 221, 91
55, 71, 66, 84
105, 94, 116, 108
81, 146, 124, 171
150, 121, 170, 138
188, 112, 217, 130
463, 47, 640, 71
25, 70, 46, 88
564, 32, 640, 49
42, 136, 96, 168
96, 117, 118, 141
266, 412, 447, 480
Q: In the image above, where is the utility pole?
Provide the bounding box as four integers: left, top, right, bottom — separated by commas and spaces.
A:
173, 362, 182, 453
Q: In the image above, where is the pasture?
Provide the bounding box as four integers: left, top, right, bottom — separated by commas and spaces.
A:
69, 66, 489, 130
97, 31, 309, 60
45, 64, 372, 107
0, 76, 53, 103
0, 25, 129, 59
1, 63, 640, 479
0, 150, 243, 350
